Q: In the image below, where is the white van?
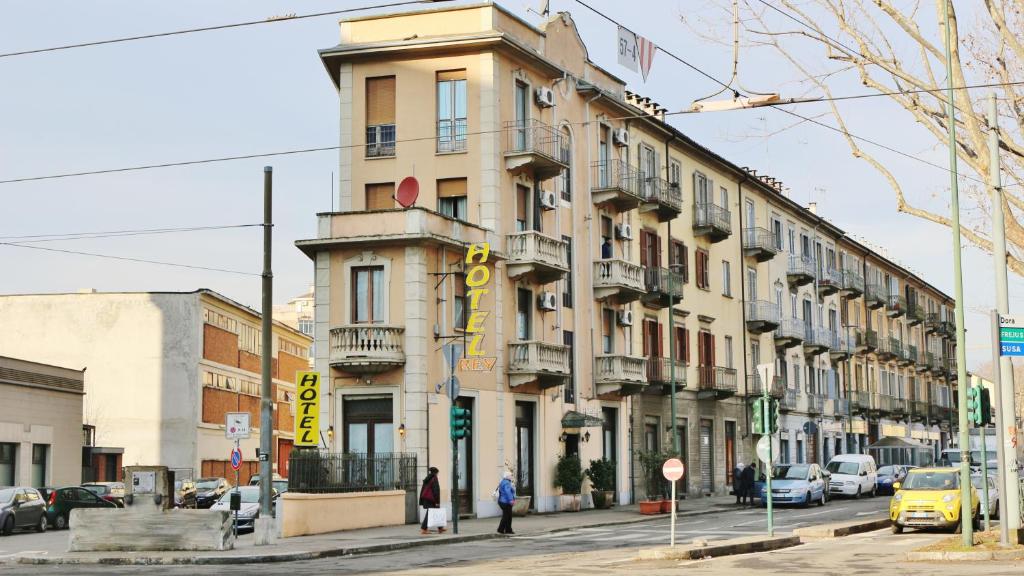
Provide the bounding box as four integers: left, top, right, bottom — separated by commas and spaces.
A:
825, 454, 877, 498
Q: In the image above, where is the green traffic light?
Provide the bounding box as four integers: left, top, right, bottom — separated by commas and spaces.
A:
752, 398, 765, 435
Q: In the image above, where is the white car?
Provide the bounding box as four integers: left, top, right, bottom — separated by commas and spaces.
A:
971, 474, 999, 519
209, 486, 277, 533
825, 454, 877, 498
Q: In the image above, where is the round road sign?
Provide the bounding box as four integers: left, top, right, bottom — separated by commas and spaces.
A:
662, 458, 685, 481
230, 447, 243, 471
756, 436, 780, 465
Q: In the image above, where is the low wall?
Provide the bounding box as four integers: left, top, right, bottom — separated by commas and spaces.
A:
280, 490, 405, 538
69, 509, 233, 551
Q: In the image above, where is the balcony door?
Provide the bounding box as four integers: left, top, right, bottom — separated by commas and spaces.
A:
516, 288, 532, 340
639, 229, 661, 268
514, 81, 528, 149
516, 185, 530, 232
352, 266, 385, 324
802, 298, 813, 337
515, 401, 535, 507
642, 318, 662, 379
745, 199, 755, 227
640, 145, 657, 198
746, 267, 757, 301
598, 125, 610, 187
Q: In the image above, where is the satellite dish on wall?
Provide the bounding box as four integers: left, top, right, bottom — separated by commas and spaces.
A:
396, 176, 420, 208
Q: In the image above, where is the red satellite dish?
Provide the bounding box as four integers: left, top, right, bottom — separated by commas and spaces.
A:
395, 176, 419, 208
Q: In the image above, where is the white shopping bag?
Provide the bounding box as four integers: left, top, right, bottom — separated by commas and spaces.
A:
426, 508, 447, 529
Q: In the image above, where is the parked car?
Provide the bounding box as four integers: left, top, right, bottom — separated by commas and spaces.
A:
248, 475, 289, 495
81, 482, 126, 508
971, 473, 999, 519
939, 449, 996, 471
174, 480, 197, 509
194, 477, 231, 509
209, 486, 277, 533
876, 465, 916, 496
758, 463, 828, 507
890, 467, 979, 534
826, 454, 878, 498
45, 486, 117, 529
0, 487, 48, 535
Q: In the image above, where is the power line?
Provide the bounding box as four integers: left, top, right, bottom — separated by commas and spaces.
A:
0, 223, 263, 243
0, 1, 432, 59
0, 241, 260, 276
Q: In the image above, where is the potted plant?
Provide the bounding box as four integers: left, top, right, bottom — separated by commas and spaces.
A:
553, 453, 584, 512
637, 451, 663, 515
585, 458, 616, 509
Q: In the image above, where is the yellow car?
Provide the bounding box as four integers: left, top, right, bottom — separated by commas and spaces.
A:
889, 467, 979, 534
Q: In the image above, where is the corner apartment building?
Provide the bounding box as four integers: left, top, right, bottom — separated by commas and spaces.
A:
0, 290, 311, 484
297, 2, 957, 514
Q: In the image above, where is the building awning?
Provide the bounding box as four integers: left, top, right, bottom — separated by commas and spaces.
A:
561, 410, 604, 429
865, 436, 930, 450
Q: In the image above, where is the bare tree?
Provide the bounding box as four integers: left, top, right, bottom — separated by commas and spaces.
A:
704, 0, 1024, 274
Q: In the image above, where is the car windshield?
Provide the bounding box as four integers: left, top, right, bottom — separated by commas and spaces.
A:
83, 485, 110, 495
903, 471, 959, 490
272, 481, 288, 493
877, 466, 896, 477
220, 489, 260, 504
826, 461, 860, 475
774, 465, 810, 480
970, 476, 992, 490
0, 488, 14, 503
196, 479, 221, 490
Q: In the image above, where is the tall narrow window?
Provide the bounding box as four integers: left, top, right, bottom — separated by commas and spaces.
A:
560, 127, 572, 201
453, 272, 466, 331
598, 125, 610, 187
600, 216, 614, 258
0, 443, 15, 485
516, 288, 532, 340
352, 266, 385, 324
365, 182, 396, 211
514, 80, 528, 150
437, 70, 467, 152
602, 309, 616, 353
564, 331, 575, 403
722, 260, 732, 297
516, 185, 530, 232
437, 178, 468, 221
724, 335, 734, 368
670, 240, 688, 283
562, 235, 574, 308
669, 160, 681, 188
366, 76, 396, 157
719, 186, 729, 209
771, 215, 783, 250
696, 249, 710, 290
31, 444, 48, 487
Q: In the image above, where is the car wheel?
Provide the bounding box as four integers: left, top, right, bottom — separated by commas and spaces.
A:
818, 492, 826, 506
1, 516, 13, 536
55, 514, 67, 530
36, 515, 47, 533
973, 513, 981, 531
855, 486, 861, 499
891, 523, 903, 534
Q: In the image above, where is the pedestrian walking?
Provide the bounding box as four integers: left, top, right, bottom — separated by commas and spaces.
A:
733, 462, 745, 504
496, 470, 516, 535
419, 466, 445, 535
742, 462, 757, 507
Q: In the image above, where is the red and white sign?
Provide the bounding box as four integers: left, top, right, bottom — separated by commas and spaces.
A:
230, 447, 243, 471
662, 458, 685, 481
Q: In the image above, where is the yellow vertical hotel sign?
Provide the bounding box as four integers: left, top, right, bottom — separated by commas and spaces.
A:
294, 371, 320, 447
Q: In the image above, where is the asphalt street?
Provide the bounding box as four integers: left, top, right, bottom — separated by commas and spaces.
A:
1, 496, 889, 575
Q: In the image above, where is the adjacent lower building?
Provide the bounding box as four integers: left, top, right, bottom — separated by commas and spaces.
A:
0, 356, 85, 487
295, 2, 957, 516
0, 289, 312, 484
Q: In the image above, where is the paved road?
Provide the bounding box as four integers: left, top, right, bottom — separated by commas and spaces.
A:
1, 497, 888, 575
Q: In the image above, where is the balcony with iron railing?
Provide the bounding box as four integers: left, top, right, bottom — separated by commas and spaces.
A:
927, 351, 944, 375
746, 300, 781, 335
875, 336, 899, 361
830, 397, 850, 416
746, 373, 784, 398
939, 320, 956, 340
642, 266, 684, 309
595, 355, 648, 396
924, 312, 943, 335
897, 342, 915, 367
787, 254, 816, 287
503, 119, 568, 180
507, 340, 571, 389
886, 294, 907, 318
742, 227, 779, 262
945, 356, 958, 380
639, 174, 682, 222
774, 317, 805, 349
817, 267, 843, 297
802, 326, 831, 357
869, 392, 890, 415
906, 302, 925, 327
506, 231, 569, 284
829, 330, 852, 363
865, 283, 886, 310
591, 160, 643, 210
593, 259, 645, 303
852, 390, 871, 413
693, 202, 732, 243
890, 397, 909, 419
436, 118, 467, 153
911, 400, 929, 422
329, 325, 406, 374
853, 328, 878, 353
780, 388, 798, 412
841, 268, 864, 298
806, 394, 824, 414
697, 366, 738, 399
646, 356, 688, 394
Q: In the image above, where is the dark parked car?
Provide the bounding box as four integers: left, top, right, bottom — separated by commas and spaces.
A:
0, 487, 48, 535
194, 477, 231, 509
248, 476, 289, 495
876, 465, 916, 495
81, 482, 126, 508
45, 486, 117, 529
174, 480, 197, 509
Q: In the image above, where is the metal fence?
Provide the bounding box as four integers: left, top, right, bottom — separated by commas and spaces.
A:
288, 451, 418, 494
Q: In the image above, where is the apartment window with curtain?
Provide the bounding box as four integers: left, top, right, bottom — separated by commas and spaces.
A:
516, 288, 532, 340
602, 309, 616, 353
365, 182, 396, 211
437, 70, 467, 152
696, 248, 710, 290
365, 76, 396, 158
562, 235, 573, 308
437, 178, 468, 221
722, 260, 732, 297
352, 266, 385, 324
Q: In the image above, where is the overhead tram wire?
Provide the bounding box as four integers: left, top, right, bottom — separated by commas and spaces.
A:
0, 223, 264, 243
0, 241, 260, 276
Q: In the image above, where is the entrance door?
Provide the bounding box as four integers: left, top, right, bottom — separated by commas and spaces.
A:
677, 421, 689, 494
343, 397, 394, 487
699, 419, 713, 494
803, 298, 813, 339
745, 199, 755, 226
602, 407, 618, 501
277, 439, 293, 479
456, 396, 474, 514
515, 401, 535, 508
725, 421, 736, 488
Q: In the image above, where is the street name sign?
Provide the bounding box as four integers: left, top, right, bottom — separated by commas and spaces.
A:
998, 314, 1024, 356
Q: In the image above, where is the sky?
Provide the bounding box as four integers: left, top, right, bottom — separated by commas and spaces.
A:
1, 0, 1019, 371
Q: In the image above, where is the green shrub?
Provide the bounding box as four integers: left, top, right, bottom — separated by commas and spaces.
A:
585, 458, 616, 492
553, 453, 584, 495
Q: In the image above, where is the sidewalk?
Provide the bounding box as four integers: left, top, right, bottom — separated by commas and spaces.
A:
11, 496, 738, 565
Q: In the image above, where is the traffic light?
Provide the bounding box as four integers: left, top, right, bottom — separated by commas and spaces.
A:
966, 386, 982, 425
979, 387, 993, 426
752, 398, 765, 434
767, 398, 780, 434
450, 406, 471, 439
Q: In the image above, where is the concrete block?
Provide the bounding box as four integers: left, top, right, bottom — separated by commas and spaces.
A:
638, 535, 800, 561
69, 509, 233, 551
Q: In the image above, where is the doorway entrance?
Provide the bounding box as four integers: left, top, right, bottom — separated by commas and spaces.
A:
699, 419, 713, 494
515, 401, 536, 508
456, 396, 475, 515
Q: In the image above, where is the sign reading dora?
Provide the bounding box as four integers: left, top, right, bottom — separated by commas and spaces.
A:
294, 371, 320, 446
461, 243, 497, 371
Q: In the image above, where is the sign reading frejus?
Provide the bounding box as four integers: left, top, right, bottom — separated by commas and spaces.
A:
294, 371, 320, 446
998, 314, 1024, 356
459, 243, 497, 372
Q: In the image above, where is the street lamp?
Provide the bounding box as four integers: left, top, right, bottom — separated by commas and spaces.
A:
690, 94, 780, 113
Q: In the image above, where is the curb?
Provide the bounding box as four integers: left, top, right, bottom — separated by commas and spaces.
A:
793, 517, 890, 539
10, 505, 738, 566
907, 549, 1024, 562
638, 535, 801, 560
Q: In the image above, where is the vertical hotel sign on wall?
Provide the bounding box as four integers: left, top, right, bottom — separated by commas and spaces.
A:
294, 371, 321, 446
459, 243, 497, 372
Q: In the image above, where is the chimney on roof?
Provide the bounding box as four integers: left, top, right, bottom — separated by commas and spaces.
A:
808, 202, 818, 214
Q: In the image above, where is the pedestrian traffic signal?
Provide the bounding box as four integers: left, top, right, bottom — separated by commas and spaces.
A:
966, 386, 982, 425
979, 387, 992, 426
752, 398, 765, 434
767, 398, 780, 434
450, 406, 471, 439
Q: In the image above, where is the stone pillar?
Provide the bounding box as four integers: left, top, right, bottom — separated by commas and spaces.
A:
313, 249, 332, 450
404, 246, 430, 479
337, 62, 354, 212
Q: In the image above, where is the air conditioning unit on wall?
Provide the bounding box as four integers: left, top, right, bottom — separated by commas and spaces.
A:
615, 223, 633, 240
617, 310, 634, 326
538, 292, 558, 311
539, 190, 558, 210
612, 128, 630, 147
535, 87, 555, 108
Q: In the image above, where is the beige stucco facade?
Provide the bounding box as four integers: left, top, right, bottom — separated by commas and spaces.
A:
297, 2, 957, 516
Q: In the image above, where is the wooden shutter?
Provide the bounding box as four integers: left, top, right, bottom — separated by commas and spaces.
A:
639, 231, 649, 267
657, 322, 664, 357
654, 232, 662, 267
681, 243, 689, 283
437, 178, 467, 198
365, 183, 395, 210
366, 76, 396, 126
684, 328, 691, 364
437, 69, 466, 81
710, 333, 716, 367
642, 319, 651, 356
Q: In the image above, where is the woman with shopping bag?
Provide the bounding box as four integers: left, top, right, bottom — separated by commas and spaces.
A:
419, 466, 446, 535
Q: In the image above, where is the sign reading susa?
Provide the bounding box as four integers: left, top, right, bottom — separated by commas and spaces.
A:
460, 243, 497, 372
294, 371, 320, 446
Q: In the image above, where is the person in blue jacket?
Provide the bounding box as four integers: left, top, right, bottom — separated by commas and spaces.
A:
497, 470, 516, 535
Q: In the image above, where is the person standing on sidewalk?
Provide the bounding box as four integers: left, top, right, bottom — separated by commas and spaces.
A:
496, 470, 516, 535
419, 466, 445, 535
733, 462, 745, 504
741, 462, 757, 507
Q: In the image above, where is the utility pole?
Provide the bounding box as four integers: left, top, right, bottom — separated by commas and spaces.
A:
987, 92, 1021, 544
257, 166, 274, 545
940, 0, 972, 547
